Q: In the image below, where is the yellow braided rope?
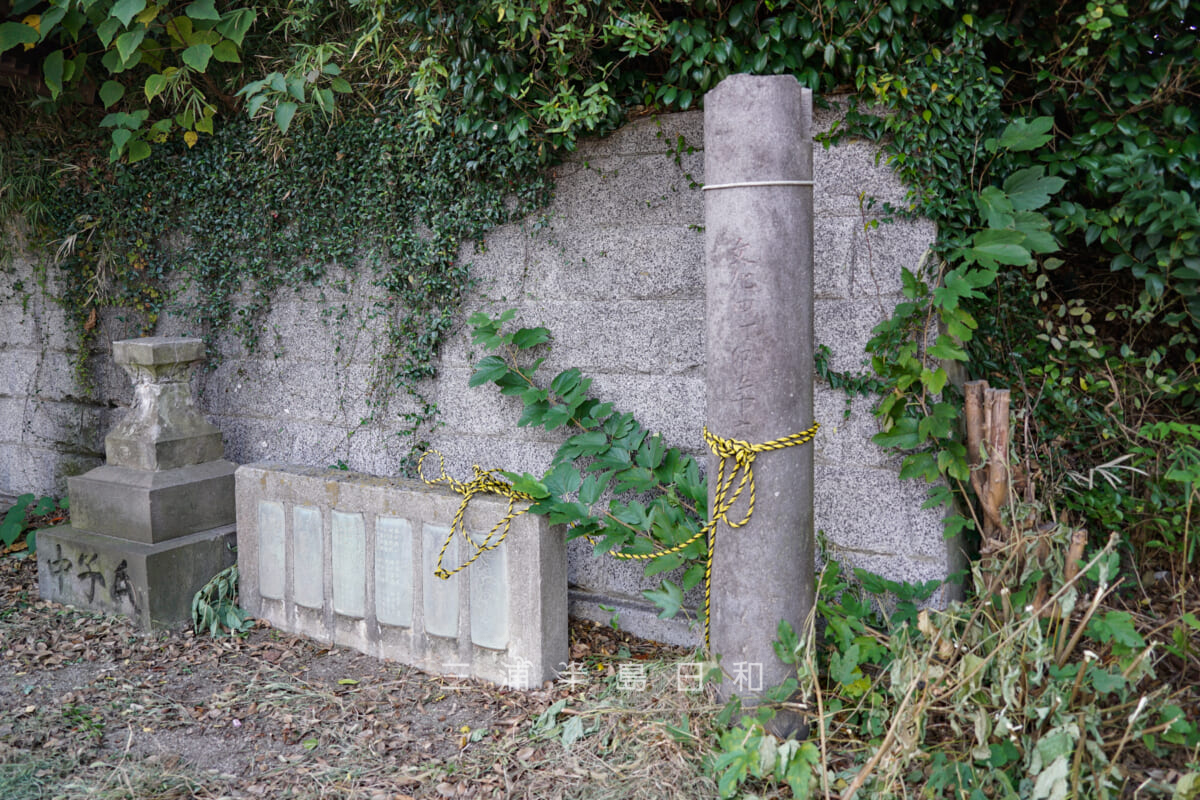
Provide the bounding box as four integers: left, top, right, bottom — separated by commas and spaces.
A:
418, 450, 534, 580
418, 420, 820, 651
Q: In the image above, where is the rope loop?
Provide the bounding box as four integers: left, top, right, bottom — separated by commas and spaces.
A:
417, 419, 820, 651
418, 450, 533, 581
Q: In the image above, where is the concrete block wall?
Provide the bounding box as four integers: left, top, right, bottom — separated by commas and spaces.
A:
235, 463, 567, 687
2, 101, 960, 647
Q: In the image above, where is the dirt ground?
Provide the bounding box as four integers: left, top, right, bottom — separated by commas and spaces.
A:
0, 553, 718, 800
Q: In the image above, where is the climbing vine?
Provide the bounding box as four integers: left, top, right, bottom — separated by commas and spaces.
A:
2, 0, 1197, 554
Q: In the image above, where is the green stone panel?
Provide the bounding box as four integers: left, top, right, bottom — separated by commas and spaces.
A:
331, 510, 365, 618
469, 533, 509, 651
375, 516, 413, 628
292, 505, 324, 610
258, 501, 285, 600
422, 524, 458, 638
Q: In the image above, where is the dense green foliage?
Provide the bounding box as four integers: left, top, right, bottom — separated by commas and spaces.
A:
468, 310, 709, 620
4, 0, 1197, 549
4, 0, 1199, 793
710, 528, 1199, 798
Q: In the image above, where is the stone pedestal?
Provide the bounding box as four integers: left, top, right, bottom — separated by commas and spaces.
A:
37, 337, 236, 630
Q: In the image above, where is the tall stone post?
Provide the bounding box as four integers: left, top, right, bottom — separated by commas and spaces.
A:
704, 75, 815, 734
37, 337, 237, 629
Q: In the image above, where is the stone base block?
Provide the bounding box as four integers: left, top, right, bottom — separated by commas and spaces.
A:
36, 523, 237, 630
106, 429, 225, 472
236, 463, 568, 689
67, 459, 236, 543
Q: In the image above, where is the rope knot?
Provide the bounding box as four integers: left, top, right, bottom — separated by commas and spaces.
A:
418, 450, 531, 581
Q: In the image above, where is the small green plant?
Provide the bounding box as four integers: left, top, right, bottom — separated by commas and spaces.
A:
61, 703, 106, 741
1, 493, 67, 554
708, 702, 821, 799
598, 603, 621, 631
191, 564, 253, 637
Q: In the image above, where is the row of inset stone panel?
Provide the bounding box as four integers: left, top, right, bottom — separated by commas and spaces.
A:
256, 501, 510, 650
235, 463, 567, 689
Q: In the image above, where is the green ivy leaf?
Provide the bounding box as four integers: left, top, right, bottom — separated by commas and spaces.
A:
126, 138, 151, 163
469, 355, 509, 387
42, 49, 64, 98
642, 579, 684, 619
543, 462, 582, 497
1088, 664, 1127, 695
874, 416, 920, 449
215, 8, 255, 46
997, 116, 1055, 152
970, 228, 1032, 266
577, 472, 610, 505
212, 39, 240, 63
927, 335, 968, 361
501, 472, 550, 499
99, 79, 125, 107
557, 431, 609, 461
613, 466, 656, 493
181, 42, 213, 72
110, 0, 147, 28
185, 0, 221, 21
273, 99, 297, 133
143, 72, 168, 101
1087, 610, 1145, 650
0, 21, 40, 53
899, 452, 938, 482
976, 185, 1014, 229
1003, 166, 1067, 212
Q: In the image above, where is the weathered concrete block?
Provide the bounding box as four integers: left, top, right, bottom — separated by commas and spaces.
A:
67, 460, 237, 543
530, 224, 705, 302
572, 112, 704, 158
551, 153, 703, 227
36, 523, 236, 629
105, 337, 226, 470
569, 587, 702, 649
812, 386, 895, 469
814, 140, 910, 207
814, 298, 893, 374
236, 463, 568, 689
526, 300, 704, 376
814, 463, 962, 568
849, 218, 937, 299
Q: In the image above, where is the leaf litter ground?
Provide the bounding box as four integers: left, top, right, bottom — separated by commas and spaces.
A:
0, 554, 723, 800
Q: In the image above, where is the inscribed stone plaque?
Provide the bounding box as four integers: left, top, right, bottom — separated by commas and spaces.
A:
469, 533, 509, 651
331, 510, 365, 618
292, 505, 324, 610
258, 501, 285, 600
422, 524, 458, 638
375, 516, 413, 627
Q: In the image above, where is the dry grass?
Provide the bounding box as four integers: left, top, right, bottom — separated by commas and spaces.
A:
0, 554, 723, 800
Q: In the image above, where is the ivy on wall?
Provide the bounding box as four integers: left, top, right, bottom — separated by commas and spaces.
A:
2, 0, 1197, 556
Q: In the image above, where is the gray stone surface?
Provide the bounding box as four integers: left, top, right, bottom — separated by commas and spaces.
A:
331, 510, 366, 618
36, 523, 236, 629
67, 460, 237, 544
375, 516, 414, 627
235, 463, 567, 688
293, 505, 324, 609
704, 75, 816, 726
105, 336, 226, 470
31, 335, 240, 631
7, 102, 949, 648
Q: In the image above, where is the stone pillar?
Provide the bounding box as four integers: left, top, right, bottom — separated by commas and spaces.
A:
37, 337, 237, 629
704, 75, 815, 734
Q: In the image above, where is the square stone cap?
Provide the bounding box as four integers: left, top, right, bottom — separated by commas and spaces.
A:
112, 337, 206, 366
